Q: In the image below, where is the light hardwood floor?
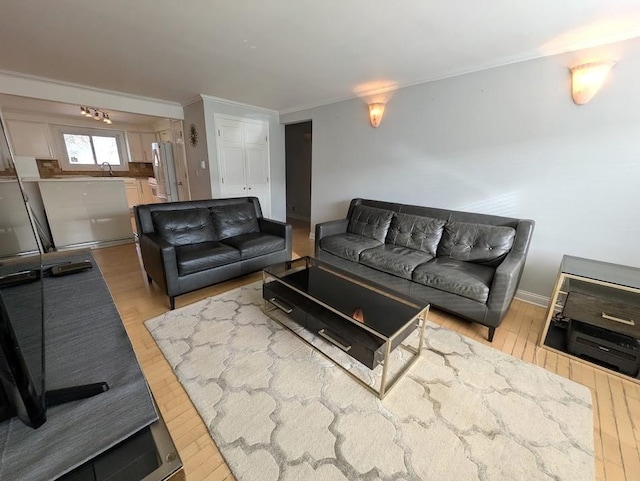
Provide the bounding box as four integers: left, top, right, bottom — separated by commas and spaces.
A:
91, 219, 640, 481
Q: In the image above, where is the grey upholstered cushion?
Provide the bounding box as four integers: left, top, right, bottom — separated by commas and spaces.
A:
412, 258, 495, 303
385, 213, 446, 256
360, 245, 434, 280
319, 233, 382, 262
438, 221, 516, 266
210, 203, 260, 240
152, 208, 218, 246
175, 241, 241, 276
221, 232, 285, 260
347, 205, 394, 243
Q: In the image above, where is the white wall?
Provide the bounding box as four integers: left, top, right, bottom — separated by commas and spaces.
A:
281, 37, 640, 299
201, 95, 286, 221
182, 100, 211, 200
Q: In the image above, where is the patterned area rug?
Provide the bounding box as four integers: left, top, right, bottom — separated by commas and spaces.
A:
145, 283, 595, 481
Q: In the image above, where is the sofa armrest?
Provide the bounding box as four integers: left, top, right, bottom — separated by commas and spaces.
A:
315, 218, 349, 254
259, 218, 292, 258
485, 219, 535, 324
139, 233, 179, 295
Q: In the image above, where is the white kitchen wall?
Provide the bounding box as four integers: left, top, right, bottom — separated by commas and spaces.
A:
200, 95, 286, 222
281, 37, 640, 300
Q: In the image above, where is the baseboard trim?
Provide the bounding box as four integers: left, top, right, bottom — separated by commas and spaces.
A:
286, 213, 310, 222
309, 232, 315, 240
515, 289, 549, 308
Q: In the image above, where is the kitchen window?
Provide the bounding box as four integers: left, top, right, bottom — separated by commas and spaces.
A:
53, 125, 128, 172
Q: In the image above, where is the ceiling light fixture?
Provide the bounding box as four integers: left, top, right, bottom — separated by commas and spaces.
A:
570, 61, 616, 105
368, 103, 386, 128
80, 107, 114, 124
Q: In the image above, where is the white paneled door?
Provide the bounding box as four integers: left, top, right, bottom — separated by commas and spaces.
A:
216, 116, 271, 217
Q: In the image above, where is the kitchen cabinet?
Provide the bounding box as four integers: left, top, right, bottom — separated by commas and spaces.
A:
124, 178, 141, 209
5, 120, 55, 159
127, 131, 156, 163
158, 129, 172, 143
123, 178, 159, 209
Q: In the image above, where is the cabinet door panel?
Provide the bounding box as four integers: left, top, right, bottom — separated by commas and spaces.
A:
127, 132, 144, 162
140, 133, 157, 163
246, 147, 268, 185
6, 120, 54, 158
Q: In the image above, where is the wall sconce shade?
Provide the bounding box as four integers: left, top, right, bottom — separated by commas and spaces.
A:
368, 103, 385, 127
570, 61, 615, 105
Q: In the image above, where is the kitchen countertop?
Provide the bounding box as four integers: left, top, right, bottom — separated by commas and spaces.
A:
21, 177, 132, 182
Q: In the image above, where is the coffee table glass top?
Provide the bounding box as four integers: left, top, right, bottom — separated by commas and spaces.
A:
264, 257, 423, 338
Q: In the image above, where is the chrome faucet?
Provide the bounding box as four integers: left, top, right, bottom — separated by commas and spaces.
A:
100, 162, 114, 177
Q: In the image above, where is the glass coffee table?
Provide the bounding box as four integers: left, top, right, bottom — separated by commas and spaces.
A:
262, 257, 429, 399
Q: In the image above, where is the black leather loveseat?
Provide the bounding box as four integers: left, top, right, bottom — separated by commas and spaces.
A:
135, 197, 291, 309
315, 199, 534, 341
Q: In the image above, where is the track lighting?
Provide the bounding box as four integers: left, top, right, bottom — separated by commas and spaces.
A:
79, 107, 114, 124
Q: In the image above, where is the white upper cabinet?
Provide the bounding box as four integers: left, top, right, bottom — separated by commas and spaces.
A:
127, 131, 156, 163
5, 120, 55, 159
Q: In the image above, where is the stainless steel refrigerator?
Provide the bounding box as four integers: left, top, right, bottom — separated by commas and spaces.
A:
151, 142, 178, 202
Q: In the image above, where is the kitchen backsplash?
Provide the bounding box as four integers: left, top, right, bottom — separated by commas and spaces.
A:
36, 159, 154, 178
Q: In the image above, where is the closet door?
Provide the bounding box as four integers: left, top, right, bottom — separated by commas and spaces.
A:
218, 119, 247, 198
216, 116, 271, 217
244, 122, 270, 217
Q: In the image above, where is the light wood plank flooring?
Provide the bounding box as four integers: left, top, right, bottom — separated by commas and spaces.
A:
91, 219, 640, 481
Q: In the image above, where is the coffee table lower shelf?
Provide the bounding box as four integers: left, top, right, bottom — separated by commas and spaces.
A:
262, 278, 428, 399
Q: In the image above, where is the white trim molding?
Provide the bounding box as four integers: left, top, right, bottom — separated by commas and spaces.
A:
0, 70, 184, 119
515, 289, 549, 308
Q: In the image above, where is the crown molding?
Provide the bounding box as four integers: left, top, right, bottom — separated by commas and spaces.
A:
280, 30, 640, 116
0, 69, 184, 119
198, 94, 279, 115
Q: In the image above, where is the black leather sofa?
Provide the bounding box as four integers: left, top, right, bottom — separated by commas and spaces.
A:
315, 198, 534, 341
135, 197, 291, 309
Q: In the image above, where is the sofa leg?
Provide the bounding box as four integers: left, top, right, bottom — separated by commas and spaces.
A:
146, 274, 152, 284
488, 327, 496, 342
169, 297, 175, 310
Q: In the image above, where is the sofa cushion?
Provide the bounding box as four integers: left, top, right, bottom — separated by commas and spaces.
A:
438, 221, 516, 266
360, 245, 434, 280
210, 203, 259, 240
385, 213, 446, 256
412, 258, 495, 303
175, 241, 241, 276
347, 205, 394, 243
221, 232, 285, 260
320, 233, 382, 262
152, 208, 218, 246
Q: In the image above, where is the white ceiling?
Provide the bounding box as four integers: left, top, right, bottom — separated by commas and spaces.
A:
1, 0, 640, 112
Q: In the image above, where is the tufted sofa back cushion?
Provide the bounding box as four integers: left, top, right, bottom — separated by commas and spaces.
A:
347, 205, 394, 243
152, 208, 218, 246
438, 221, 516, 266
385, 213, 446, 256
209, 202, 260, 240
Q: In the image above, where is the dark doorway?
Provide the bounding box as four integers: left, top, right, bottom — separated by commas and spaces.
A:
285, 121, 312, 230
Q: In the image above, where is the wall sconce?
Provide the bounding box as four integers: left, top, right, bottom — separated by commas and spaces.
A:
368, 103, 386, 127
570, 61, 615, 105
